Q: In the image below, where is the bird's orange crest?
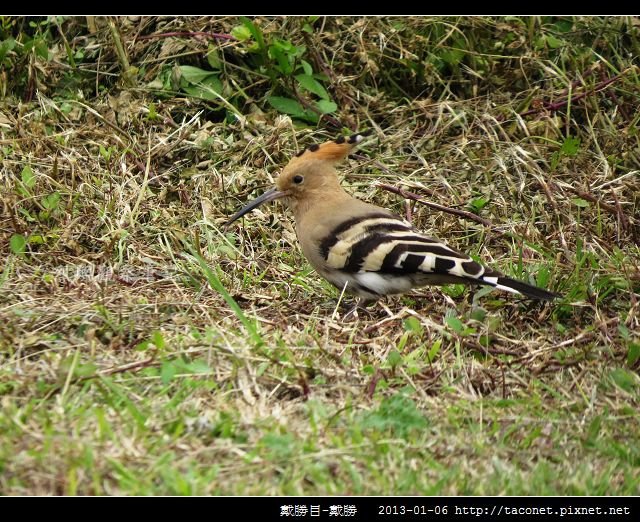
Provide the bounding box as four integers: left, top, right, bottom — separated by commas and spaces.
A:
290, 133, 368, 164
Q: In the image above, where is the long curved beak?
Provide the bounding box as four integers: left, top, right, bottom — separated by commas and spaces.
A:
225, 187, 288, 226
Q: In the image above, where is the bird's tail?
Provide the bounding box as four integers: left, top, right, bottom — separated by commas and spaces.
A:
481, 274, 560, 300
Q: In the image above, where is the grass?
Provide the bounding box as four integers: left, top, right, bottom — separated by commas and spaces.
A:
1, 16, 639, 495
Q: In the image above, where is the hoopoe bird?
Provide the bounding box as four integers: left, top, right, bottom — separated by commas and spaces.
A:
226, 133, 559, 313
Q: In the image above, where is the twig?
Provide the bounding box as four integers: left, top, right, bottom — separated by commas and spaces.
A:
517, 68, 631, 119
376, 183, 492, 227
365, 370, 386, 399
553, 62, 599, 102
565, 185, 630, 233
369, 160, 441, 200
99, 356, 157, 376
521, 316, 620, 364
85, 16, 97, 34
599, 67, 630, 121
108, 18, 136, 88
464, 337, 522, 357
498, 65, 598, 123
136, 31, 236, 42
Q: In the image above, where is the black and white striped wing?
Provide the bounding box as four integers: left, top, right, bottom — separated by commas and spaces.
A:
319, 212, 557, 300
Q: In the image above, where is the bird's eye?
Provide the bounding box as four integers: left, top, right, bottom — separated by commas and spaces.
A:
293, 175, 304, 184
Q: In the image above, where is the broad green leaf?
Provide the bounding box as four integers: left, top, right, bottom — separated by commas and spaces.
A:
446, 316, 464, 333
627, 342, 640, 366
207, 46, 222, 69
151, 330, 165, 350
147, 102, 158, 121
295, 74, 329, 99
300, 60, 313, 75
572, 198, 589, 208
231, 25, 252, 41
0, 38, 16, 62
21, 165, 36, 188
609, 368, 637, 392
160, 361, 177, 385
427, 339, 442, 362
200, 75, 223, 93
442, 283, 466, 298
179, 65, 216, 84
74, 362, 98, 378
403, 316, 422, 333
470, 307, 487, 322
561, 136, 580, 155
441, 48, 464, 66
387, 350, 403, 368
182, 359, 211, 374
267, 96, 306, 118
35, 39, 49, 60
240, 17, 264, 47
469, 196, 489, 211
360, 394, 428, 438
316, 99, 337, 114
42, 192, 60, 211
182, 76, 223, 101
99, 145, 112, 161
554, 19, 573, 33
269, 45, 293, 75
10, 234, 26, 255
536, 266, 550, 288
546, 34, 565, 49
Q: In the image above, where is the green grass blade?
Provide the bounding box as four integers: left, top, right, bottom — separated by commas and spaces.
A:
191, 252, 263, 346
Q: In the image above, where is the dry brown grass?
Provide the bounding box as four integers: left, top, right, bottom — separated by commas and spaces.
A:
1, 16, 639, 495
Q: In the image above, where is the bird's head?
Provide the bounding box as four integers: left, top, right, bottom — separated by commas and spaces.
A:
226, 133, 367, 225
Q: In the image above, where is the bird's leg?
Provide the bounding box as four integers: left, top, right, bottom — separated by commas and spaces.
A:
343, 298, 375, 321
